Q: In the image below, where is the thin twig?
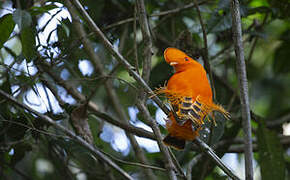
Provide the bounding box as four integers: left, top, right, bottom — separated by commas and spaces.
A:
186, 154, 202, 180
0, 118, 71, 140
100, 149, 167, 172
136, 0, 154, 102
194, 138, 241, 180
104, 0, 207, 30
168, 148, 186, 180
40, 77, 66, 107
225, 136, 290, 153
37, 61, 155, 140
247, 37, 258, 63
230, 1, 254, 179
133, 4, 140, 75
188, 135, 290, 153
90, 111, 155, 140
247, 13, 269, 63
0, 89, 134, 180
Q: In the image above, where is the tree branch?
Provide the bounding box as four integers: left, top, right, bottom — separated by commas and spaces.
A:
104, 0, 207, 30
194, 138, 241, 180
133, 4, 140, 75
186, 154, 202, 180
136, 102, 178, 180
36, 61, 155, 140
230, 1, 254, 179
0, 89, 134, 180
136, 0, 153, 102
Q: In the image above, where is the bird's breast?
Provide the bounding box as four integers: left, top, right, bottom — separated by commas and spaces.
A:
167, 68, 212, 101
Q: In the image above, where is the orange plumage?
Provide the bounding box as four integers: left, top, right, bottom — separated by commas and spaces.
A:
163, 112, 201, 149
156, 47, 229, 149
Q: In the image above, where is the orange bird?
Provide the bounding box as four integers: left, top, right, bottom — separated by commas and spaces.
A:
155, 47, 229, 149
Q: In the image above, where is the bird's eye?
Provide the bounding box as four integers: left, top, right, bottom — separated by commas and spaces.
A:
185, 57, 189, 61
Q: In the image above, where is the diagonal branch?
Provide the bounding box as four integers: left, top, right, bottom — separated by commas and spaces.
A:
136, 0, 153, 102
194, 138, 241, 180
186, 154, 202, 180
136, 102, 178, 180
230, 0, 254, 179
36, 61, 155, 140
0, 89, 134, 180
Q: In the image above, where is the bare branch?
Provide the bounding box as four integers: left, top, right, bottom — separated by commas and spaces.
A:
100, 149, 167, 172
168, 148, 186, 179
194, 138, 241, 180
136, 102, 178, 180
133, 4, 140, 75
36, 61, 155, 140
230, 1, 254, 179
247, 14, 269, 63
104, 0, 207, 30
186, 154, 202, 180
136, 0, 153, 102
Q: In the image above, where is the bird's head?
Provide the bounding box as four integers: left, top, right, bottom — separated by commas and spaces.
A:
164, 47, 200, 71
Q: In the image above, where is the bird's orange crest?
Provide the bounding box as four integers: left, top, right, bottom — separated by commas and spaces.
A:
164, 47, 200, 68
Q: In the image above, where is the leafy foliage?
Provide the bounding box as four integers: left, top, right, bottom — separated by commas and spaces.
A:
0, 14, 15, 49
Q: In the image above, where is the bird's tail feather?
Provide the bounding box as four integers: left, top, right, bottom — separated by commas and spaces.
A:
163, 134, 186, 150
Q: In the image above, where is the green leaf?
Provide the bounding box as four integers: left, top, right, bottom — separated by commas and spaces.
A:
257, 119, 285, 180
0, 73, 12, 118
88, 115, 100, 144
59, 20, 70, 37
0, 14, 15, 49
12, 9, 32, 30
29, 4, 58, 16
20, 27, 36, 61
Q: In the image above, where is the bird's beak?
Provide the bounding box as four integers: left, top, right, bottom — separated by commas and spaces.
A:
170, 62, 178, 66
